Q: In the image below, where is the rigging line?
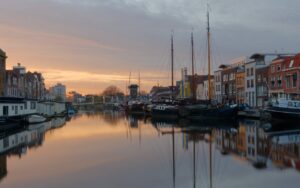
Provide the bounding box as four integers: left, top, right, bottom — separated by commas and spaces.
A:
211, 36, 226, 70
154, 39, 170, 85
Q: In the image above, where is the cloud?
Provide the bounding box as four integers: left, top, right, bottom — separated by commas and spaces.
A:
49, 0, 300, 30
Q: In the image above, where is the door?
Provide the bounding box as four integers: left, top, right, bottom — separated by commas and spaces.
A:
3, 106, 8, 116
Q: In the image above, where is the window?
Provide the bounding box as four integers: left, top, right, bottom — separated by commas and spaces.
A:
289, 60, 294, 68
286, 76, 291, 88
251, 79, 254, 88
30, 102, 36, 109
293, 74, 297, 88
277, 65, 281, 71
247, 69, 250, 76
257, 74, 261, 82
247, 80, 250, 88
271, 77, 275, 87
20, 106, 23, 110
3, 138, 9, 148
3, 106, 8, 116
277, 76, 282, 87
24, 102, 27, 109
12, 106, 14, 110
263, 77, 267, 82
251, 68, 254, 76
271, 65, 275, 73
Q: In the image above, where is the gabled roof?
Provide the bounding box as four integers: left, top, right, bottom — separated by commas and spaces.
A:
0, 48, 6, 58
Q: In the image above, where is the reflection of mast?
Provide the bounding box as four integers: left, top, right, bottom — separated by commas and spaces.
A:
172, 126, 176, 188
193, 140, 196, 188
139, 123, 142, 148
209, 133, 212, 188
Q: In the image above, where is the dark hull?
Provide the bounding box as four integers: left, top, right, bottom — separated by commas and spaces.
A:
151, 106, 179, 119
127, 104, 145, 115
265, 107, 300, 121
181, 105, 238, 120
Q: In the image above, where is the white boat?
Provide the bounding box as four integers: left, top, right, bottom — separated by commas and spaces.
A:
265, 98, 300, 120
27, 114, 47, 124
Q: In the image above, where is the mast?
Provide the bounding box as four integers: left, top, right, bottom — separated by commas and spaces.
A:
138, 71, 141, 96
171, 33, 174, 100
191, 31, 196, 101
207, 9, 212, 100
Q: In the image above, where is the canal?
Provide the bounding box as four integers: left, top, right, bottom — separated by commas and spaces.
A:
0, 111, 299, 188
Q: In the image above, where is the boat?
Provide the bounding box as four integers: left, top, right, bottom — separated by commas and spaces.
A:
264, 98, 300, 120
127, 100, 145, 115
26, 114, 47, 124
151, 103, 179, 119
180, 10, 238, 120
67, 108, 76, 115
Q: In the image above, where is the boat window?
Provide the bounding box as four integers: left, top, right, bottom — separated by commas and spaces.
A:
31, 102, 36, 109
12, 106, 14, 110
3, 138, 9, 148
298, 103, 300, 107
288, 102, 293, 107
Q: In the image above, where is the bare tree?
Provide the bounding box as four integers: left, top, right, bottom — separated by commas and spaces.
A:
102, 85, 123, 96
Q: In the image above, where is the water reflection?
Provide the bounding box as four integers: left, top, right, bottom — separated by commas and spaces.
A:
0, 117, 66, 182
0, 111, 299, 188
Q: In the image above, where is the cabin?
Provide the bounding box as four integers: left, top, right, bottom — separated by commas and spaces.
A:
0, 97, 37, 118
38, 101, 66, 117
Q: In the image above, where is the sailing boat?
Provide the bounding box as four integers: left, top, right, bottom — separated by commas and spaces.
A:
179, 10, 238, 120
151, 33, 180, 119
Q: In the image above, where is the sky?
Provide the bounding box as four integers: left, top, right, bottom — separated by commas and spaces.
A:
0, 0, 299, 94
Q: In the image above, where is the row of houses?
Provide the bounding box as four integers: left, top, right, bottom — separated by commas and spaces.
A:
0, 48, 67, 102
175, 52, 300, 108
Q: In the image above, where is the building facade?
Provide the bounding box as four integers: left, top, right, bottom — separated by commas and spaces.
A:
256, 66, 269, 107
49, 83, 66, 102
236, 67, 245, 104
282, 54, 300, 99
0, 49, 6, 97
214, 70, 222, 103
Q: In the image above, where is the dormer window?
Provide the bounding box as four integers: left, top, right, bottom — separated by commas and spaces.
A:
289, 60, 294, 68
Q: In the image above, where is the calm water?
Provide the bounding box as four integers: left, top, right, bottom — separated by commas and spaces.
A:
0, 111, 299, 188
